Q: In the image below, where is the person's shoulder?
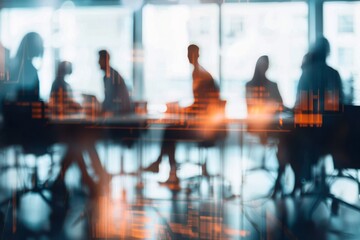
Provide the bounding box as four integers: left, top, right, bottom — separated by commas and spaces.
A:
65, 81, 72, 89
326, 65, 340, 75
111, 67, 124, 79
246, 79, 256, 87
268, 80, 278, 88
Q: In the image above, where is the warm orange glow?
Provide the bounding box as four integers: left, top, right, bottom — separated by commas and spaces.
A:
294, 113, 323, 127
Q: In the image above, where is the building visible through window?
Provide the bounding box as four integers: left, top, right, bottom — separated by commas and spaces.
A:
338, 14, 354, 33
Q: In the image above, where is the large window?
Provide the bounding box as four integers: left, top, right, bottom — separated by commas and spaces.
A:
0, 2, 309, 112
221, 2, 308, 117
324, 2, 360, 105
0, 7, 54, 99
143, 4, 219, 105
0, 5, 133, 101
54, 5, 133, 101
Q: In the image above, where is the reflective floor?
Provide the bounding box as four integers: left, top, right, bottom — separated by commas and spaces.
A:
1, 130, 360, 239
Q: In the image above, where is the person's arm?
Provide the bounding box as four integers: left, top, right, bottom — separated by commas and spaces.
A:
274, 83, 287, 112
294, 72, 306, 111
336, 71, 344, 107
65, 84, 81, 111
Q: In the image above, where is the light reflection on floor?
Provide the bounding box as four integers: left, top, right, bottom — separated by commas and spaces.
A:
1, 131, 360, 239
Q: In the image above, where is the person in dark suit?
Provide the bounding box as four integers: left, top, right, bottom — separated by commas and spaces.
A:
10, 32, 44, 102
49, 61, 81, 115
295, 37, 343, 114
98, 50, 132, 116
143, 44, 221, 188
276, 37, 344, 196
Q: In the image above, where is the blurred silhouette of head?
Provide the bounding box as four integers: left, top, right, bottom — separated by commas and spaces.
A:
311, 36, 330, 62
253, 55, 269, 81
15, 32, 44, 61
98, 50, 110, 71
187, 44, 199, 65
57, 61, 72, 79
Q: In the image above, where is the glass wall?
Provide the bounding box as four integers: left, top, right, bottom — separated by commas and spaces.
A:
0, 7, 54, 99
143, 4, 219, 106
324, 2, 360, 105
142, 2, 308, 117
0, 5, 133, 101
221, 2, 308, 117
0, 2, 310, 113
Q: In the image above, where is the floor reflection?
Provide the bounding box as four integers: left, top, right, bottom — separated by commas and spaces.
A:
1, 132, 360, 239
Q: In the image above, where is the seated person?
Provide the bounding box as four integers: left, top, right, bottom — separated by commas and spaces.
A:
10, 32, 44, 102
245, 55, 284, 131
245, 56, 286, 196
289, 37, 344, 194
143, 44, 222, 188
98, 50, 133, 116
49, 61, 81, 115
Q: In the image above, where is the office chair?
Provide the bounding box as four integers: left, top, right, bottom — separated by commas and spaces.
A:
295, 106, 360, 217
0, 101, 59, 209
180, 100, 230, 196
245, 113, 280, 178
105, 101, 148, 187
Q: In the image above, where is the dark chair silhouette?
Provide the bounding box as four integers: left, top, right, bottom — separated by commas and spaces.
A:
245, 114, 280, 177
296, 105, 360, 217
180, 100, 229, 196
106, 101, 148, 187
0, 101, 57, 208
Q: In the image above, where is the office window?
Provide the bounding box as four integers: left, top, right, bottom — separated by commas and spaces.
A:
223, 16, 244, 39
221, 3, 308, 117
325, 2, 360, 105
338, 15, 354, 33
55, 6, 133, 102
0, 7, 54, 99
0, 6, 133, 101
143, 4, 219, 105
338, 47, 354, 67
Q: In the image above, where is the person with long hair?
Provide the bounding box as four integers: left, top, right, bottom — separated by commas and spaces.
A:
11, 32, 44, 101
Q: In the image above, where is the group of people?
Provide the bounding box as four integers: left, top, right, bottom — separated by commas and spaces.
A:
0, 31, 346, 193
0, 32, 132, 117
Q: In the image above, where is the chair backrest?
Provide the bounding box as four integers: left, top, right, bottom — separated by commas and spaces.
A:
198, 99, 227, 147
134, 101, 148, 115
331, 105, 360, 169
3, 101, 53, 155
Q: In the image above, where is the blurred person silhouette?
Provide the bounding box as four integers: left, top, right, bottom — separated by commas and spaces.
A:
295, 36, 343, 113
245, 56, 287, 196
279, 37, 344, 195
98, 50, 132, 116
49, 61, 81, 115
10, 32, 44, 102
246, 55, 284, 118
143, 44, 221, 188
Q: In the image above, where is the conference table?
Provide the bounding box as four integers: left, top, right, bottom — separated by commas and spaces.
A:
44, 111, 295, 195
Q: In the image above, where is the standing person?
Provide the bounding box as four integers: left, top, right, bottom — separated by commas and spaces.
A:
276, 37, 344, 196
11, 32, 44, 102
98, 50, 132, 116
143, 44, 220, 188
